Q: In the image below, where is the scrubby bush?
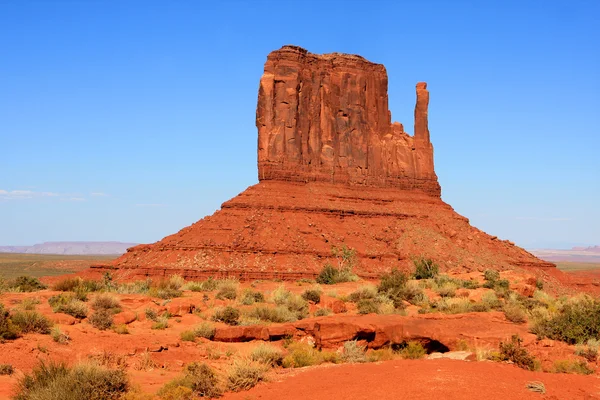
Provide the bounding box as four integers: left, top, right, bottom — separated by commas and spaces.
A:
9, 276, 47, 292
239, 289, 265, 305
113, 324, 129, 335
180, 330, 196, 342
20, 298, 41, 311
316, 264, 357, 285
282, 342, 323, 368
484, 269, 500, 282
148, 275, 184, 299
314, 308, 333, 317
158, 362, 221, 399
503, 302, 527, 323
270, 286, 308, 320
378, 268, 408, 295
301, 289, 321, 304
184, 278, 218, 292
251, 343, 284, 366
89, 309, 114, 330
553, 359, 593, 375
357, 299, 379, 315
11, 311, 52, 334
413, 258, 439, 280
212, 306, 240, 325
0, 303, 20, 340
341, 340, 367, 363
91, 293, 121, 312
348, 285, 377, 302
0, 364, 14, 375
49, 294, 88, 319
575, 339, 599, 362
532, 298, 600, 344
14, 361, 128, 400
398, 341, 426, 359
51, 326, 69, 344
144, 308, 158, 321
497, 335, 537, 371
151, 317, 169, 330
52, 277, 82, 292
246, 305, 297, 323
436, 282, 458, 298
194, 322, 216, 340
226, 359, 266, 392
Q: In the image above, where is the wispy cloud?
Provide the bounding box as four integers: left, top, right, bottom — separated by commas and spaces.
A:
66, 197, 86, 202
135, 203, 166, 207
91, 192, 109, 197
515, 217, 572, 222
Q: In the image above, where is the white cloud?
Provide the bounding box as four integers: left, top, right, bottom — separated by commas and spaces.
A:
66, 197, 86, 202
0, 190, 7, 195
135, 203, 166, 207
0, 189, 76, 201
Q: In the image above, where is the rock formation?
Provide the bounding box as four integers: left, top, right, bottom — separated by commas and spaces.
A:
257, 45, 440, 197
111, 46, 554, 278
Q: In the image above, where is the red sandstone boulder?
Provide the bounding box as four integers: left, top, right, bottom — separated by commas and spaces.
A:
50, 312, 78, 325
167, 299, 196, 317
513, 283, 535, 298
113, 311, 137, 325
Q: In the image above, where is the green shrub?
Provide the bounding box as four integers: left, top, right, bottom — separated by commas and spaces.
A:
113, 324, 129, 335
398, 341, 426, 359
250, 343, 284, 366
9, 276, 47, 292
0, 303, 19, 340
460, 280, 480, 290
282, 342, 323, 368
239, 289, 264, 305
49, 294, 88, 319
301, 289, 321, 304
503, 302, 527, 323
194, 322, 216, 340
91, 293, 121, 312
348, 285, 377, 302
484, 269, 500, 282
0, 364, 14, 375
89, 309, 114, 330
180, 330, 196, 342
314, 308, 333, 317
158, 362, 221, 399
533, 298, 600, 344
357, 299, 379, 314
553, 359, 593, 375
246, 305, 297, 323
316, 264, 357, 285
436, 282, 458, 298
413, 258, 439, 280
11, 311, 52, 334
51, 327, 69, 344
184, 278, 218, 292
575, 339, 599, 362
144, 308, 158, 321
340, 340, 367, 363
216, 286, 237, 301
498, 335, 537, 371
14, 361, 128, 400
226, 359, 266, 392
151, 317, 169, 330
20, 298, 41, 311
52, 277, 82, 292
378, 268, 408, 295
212, 306, 240, 325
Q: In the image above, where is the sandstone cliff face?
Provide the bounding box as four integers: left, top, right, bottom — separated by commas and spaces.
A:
256, 45, 441, 197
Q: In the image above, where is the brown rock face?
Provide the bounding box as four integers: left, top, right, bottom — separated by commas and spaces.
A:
111, 45, 554, 277
257, 45, 440, 197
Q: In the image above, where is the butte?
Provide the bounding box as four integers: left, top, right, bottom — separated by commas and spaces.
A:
111, 45, 554, 280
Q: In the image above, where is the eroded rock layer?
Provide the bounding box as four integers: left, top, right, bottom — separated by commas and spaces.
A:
114, 181, 553, 277
257, 45, 440, 197
113, 45, 554, 277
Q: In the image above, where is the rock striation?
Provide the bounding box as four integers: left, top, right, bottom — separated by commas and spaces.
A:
111, 46, 554, 277
257, 45, 440, 197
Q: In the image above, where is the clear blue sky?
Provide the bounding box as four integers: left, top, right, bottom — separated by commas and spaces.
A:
1, 1, 598, 249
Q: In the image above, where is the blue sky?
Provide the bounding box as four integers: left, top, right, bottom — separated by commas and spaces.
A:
1, 1, 598, 249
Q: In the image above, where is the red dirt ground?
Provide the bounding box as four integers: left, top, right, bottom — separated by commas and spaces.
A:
223, 359, 600, 400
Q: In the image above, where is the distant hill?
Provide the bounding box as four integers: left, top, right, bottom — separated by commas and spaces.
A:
529, 246, 600, 263
0, 241, 138, 255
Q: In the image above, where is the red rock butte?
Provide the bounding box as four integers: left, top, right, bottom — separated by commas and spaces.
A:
112, 45, 554, 279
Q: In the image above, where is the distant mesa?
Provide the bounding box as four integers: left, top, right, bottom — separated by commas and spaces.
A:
529, 246, 600, 263
111, 45, 554, 279
0, 241, 137, 256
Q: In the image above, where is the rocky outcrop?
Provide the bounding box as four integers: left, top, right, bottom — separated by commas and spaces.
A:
257, 45, 440, 197
111, 45, 555, 276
